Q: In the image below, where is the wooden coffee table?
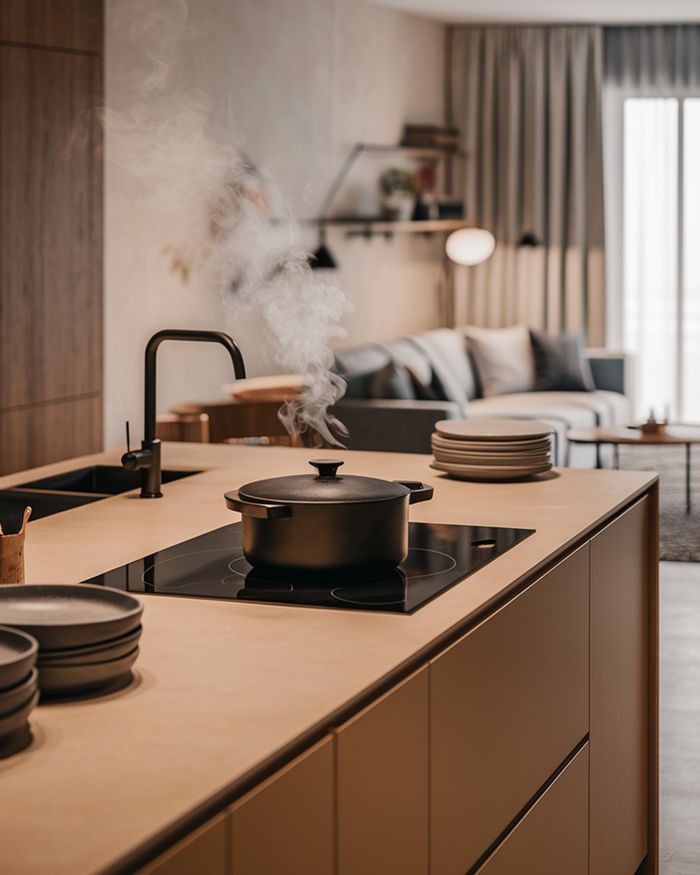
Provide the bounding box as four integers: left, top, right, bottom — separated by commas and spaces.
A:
567, 425, 700, 513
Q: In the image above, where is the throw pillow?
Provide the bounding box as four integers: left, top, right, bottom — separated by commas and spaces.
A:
412, 329, 478, 406
529, 330, 595, 392
463, 325, 535, 397
367, 361, 417, 400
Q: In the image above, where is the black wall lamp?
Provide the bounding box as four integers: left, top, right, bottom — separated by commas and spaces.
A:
309, 224, 338, 269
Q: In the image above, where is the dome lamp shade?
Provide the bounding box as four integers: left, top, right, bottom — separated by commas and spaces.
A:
445, 228, 496, 266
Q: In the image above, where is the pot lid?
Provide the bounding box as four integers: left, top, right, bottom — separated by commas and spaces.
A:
239, 460, 410, 504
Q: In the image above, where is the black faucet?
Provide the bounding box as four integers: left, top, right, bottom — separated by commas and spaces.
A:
122, 329, 246, 498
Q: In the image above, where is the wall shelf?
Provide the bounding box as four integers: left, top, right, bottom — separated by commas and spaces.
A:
323, 218, 472, 239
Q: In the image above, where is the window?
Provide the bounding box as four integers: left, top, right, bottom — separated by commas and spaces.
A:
622, 97, 700, 421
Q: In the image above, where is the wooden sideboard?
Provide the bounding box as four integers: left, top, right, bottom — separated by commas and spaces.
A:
0, 0, 103, 474
137, 496, 656, 875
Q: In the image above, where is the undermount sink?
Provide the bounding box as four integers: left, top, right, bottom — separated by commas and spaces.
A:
0, 488, 103, 522
0, 466, 201, 523
17, 465, 199, 495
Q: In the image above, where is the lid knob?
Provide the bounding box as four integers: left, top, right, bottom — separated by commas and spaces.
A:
309, 459, 344, 479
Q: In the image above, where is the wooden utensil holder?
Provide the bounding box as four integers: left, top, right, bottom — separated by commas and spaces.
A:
0, 507, 31, 585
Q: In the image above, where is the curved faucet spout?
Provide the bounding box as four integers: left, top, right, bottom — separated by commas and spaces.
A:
122, 329, 246, 498
144, 329, 246, 443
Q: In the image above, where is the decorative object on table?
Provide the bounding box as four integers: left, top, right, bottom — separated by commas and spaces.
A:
225, 459, 433, 571
529, 330, 595, 392
0, 507, 31, 585
430, 418, 554, 481
636, 410, 669, 435
0, 584, 143, 696
379, 167, 416, 220
0, 626, 39, 743
400, 124, 460, 150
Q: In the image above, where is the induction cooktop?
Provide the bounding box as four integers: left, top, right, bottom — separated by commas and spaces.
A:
83, 522, 534, 614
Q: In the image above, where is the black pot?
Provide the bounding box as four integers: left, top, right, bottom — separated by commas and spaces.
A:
224, 459, 433, 571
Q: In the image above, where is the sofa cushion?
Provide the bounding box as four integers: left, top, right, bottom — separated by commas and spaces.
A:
382, 338, 434, 389
463, 325, 536, 397
529, 330, 595, 392
467, 390, 629, 427
367, 361, 417, 400
411, 329, 478, 406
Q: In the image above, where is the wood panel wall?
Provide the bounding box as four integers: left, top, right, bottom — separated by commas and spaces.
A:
0, 0, 103, 474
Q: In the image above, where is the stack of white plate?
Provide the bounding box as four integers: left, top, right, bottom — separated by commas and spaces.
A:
430, 419, 554, 481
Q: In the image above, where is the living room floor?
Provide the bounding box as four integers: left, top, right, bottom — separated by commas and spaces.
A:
660, 560, 700, 874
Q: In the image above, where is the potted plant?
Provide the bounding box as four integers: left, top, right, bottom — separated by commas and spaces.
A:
379, 168, 416, 221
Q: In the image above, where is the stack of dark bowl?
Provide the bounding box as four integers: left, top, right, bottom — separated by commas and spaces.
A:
0, 626, 39, 744
0, 584, 143, 698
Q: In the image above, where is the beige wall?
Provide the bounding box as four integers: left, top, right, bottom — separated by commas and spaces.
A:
104, 0, 446, 448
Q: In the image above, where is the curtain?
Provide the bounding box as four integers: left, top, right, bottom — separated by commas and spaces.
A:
605, 25, 700, 90
449, 26, 606, 345
602, 25, 700, 420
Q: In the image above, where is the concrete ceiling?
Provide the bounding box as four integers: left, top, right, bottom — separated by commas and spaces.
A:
364, 0, 700, 24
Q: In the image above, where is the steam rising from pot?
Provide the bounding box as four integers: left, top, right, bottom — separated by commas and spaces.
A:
103, 0, 349, 445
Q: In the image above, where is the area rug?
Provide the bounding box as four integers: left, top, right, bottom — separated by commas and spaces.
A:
617, 445, 700, 562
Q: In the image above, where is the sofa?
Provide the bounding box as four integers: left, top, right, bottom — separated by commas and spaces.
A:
331, 327, 632, 467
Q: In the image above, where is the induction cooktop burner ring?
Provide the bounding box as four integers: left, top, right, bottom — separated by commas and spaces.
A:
226, 547, 457, 582
141, 547, 245, 591
330, 585, 406, 607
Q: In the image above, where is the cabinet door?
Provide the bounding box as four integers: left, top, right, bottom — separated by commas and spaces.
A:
137, 813, 227, 875
0, 397, 102, 475
335, 666, 429, 875
229, 736, 333, 875
475, 745, 589, 875
590, 498, 649, 875
430, 544, 589, 875
0, 42, 103, 410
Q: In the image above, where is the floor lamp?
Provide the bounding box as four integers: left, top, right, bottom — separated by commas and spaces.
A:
441, 227, 496, 326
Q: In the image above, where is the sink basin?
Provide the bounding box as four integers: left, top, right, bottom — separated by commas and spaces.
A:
17, 465, 200, 495
0, 466, 201, 524
0, 488, 103, 523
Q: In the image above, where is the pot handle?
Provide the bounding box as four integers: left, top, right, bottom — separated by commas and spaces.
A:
396, 481, 434, 505
224, 490, 292, 520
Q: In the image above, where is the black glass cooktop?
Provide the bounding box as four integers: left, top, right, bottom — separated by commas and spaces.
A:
84, 522, 533, 614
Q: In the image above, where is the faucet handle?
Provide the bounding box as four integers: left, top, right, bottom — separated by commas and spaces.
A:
125, 420, 131, 454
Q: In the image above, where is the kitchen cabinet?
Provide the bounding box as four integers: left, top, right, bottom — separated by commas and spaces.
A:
137, 813, 228, 875
229, 736, 334, 875
590, 497, 650, 875
0, 0, 102, 52
335, 665, 429, 875
430, 543, 590, 875
474, 744, 589, 875
0, 0, 103, 474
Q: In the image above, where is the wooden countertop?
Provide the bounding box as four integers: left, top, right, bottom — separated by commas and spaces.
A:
0, 444, 657, 874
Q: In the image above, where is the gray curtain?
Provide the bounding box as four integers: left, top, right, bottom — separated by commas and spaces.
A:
449, 26, 606, 345
605, 25, 700, 89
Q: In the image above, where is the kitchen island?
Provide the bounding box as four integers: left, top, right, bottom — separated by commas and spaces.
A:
0, 444, 658, 875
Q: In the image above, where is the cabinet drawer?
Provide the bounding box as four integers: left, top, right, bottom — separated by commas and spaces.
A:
475, 744, 589, 875
137, 813, 227, 875
335, 666, 429, 875
430, 544, 590, 875
229, 736, 333, 875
